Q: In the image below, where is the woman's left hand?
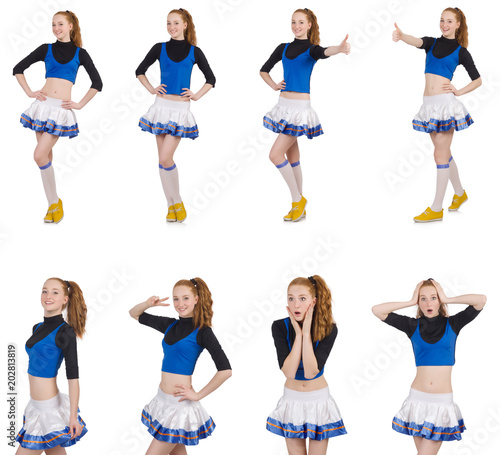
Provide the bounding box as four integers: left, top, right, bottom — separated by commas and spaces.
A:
339, 34, 351, 55
430, 279, 450, 304
61, 100, 82, 110
442, 83, 458, 95
174, 384, 200, 402
302, 303, 315, 333
181, 88, 197, 101
69, 416, 83, 439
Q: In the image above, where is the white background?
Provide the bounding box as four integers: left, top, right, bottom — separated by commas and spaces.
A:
1, 0, 499, 454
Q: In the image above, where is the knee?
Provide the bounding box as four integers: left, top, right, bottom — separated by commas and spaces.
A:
159, 158, 175, 169
33, 148, 49, 167
269, 148, 284, 166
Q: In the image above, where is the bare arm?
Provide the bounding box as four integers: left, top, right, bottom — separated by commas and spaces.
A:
175, 369, 232, 402
372, 281, 423, 320
324, 34, 351, 57
260, 71, 285, 91
280, 308, 303, 379
15, 74, 46, 101
393, 22, 423, 48
301, 304, 320, 379
432, 280, 487, 310
63, 88, 98, 110
445, 77, 482, 97
181, 82, 213, 101
137, 74, 167, 96
129, 296, 170, 320
68, 378, 83, 439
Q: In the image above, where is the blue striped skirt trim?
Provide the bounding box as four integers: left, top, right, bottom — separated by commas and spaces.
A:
141, 409, 215, 446
138, 117, 199, 139
392, 416, 465, 441
16, 415, 87, 449
266, 416, 347, 441
263, 116, 323, 139
412, 115, 473, 133
20, 114, 79, 138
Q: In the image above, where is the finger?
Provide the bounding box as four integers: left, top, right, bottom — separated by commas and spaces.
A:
343, 33, 349, 42
394, 22, 400, 31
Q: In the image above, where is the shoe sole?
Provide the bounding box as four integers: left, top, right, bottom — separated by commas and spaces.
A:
448, 197, 468, 212
166, 219, 177, 223
414, 218, 443, 223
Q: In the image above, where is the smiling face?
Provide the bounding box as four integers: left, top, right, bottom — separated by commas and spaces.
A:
418, 285, 441, 318
173, 285, 198, 318
440, 10, 460, 39
287, 284, 316, 322
41, 279, 68, 317
52, 14, 72, 42
167, 13, 187, 40
291, 12, 311, 40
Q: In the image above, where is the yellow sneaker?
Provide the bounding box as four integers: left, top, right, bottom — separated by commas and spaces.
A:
291, 196, 307, 222
43, 207, 54, 223
174, 202, 187, 223
413, 207, 443, 223
284, 207, 306, 221
166, 205, 177, 222
51, 199, 64, 224
448, 190, 468, 211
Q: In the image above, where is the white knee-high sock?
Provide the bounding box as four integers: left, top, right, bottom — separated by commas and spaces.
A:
430, 163, 450, 212
276, 160, 301, 202
290, 160, 303, 194
163, 163, 182, 204
448, 156, 464, 197
39, 161, 59, 205
159, 164, 174, 207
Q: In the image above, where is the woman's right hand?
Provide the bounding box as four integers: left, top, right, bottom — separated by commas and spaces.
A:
145, 296, 170, 307
29, 90, 47, 101
286, 306, 302, 336
411, 281, 424, 305
274, 79, 286, 91
393, 23, 403, 42
153, 84, 167, 95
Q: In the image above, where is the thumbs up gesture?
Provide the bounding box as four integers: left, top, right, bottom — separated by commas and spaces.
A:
339, 34, 350, 55
393, 22, 403, 42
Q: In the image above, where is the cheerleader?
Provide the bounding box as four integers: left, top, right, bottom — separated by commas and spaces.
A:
267, 276, 346, 455
372, 279, 486, 454
129, 278, 231, 454
136, 9, 215, 223
13, 11, 102, 224
16, 278, 88, 454
260, 9, 350, 221
392, 8, 482, 222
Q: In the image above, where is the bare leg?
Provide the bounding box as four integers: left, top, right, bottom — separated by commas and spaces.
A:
170, 444, 187, 455
156, 135, 182, 169
270, 134, 301, 202
413, 436, 423, 452
417, 438, 442, 455
308, 439, 329, 455
285, 438, 307, 455
45, 446, 67, 454
145, 438, 178, 455
16, 447, 43, 455
34, 132, 60, 206
156, 135, 183, 206
285, 140, 302, 194
429, 130, 454, 212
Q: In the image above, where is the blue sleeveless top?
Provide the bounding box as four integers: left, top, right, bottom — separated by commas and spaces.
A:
284, 318, 324, 380
45, 44, 80, 84
162, 321, 204, 375
425, 38, 461, 81
411, 319, 457, 366
160, 42, 195, 95
281, 43, 317, 94
26, 322, 66, 378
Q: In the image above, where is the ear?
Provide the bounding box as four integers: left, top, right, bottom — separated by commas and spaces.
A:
313, 296, 317, 305
194, 295, 199, 304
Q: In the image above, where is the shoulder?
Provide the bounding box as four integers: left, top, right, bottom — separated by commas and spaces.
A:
272, 317, 288, 327
32, 322, 41, 333
271, 318, 288, 334
58, 323, 76, 338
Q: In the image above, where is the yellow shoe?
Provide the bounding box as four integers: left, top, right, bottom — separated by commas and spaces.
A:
174, 202, 187, 223
284, 207, 306, 221
291, 196, 307, 222
413, 207, 443, 223
448, 190, 468, 211
43, 207, 54, 223
51, 199, 64, 224
166, 205, 177, 222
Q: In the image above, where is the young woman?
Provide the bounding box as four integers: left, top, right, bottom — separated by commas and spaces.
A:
136, 9, 215, 223
129, 278, 231, 454
267, 275, 346, 455
260, 8, 350, 222
14, 11, 102, 224
16, 278, 88, 454
392, 8, 482, 222
372, 279, 486, 455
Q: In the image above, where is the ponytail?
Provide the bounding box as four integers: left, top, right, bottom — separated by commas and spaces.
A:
294, 8, 320, 45
288, 275, 335, 342
443, 7, 468, 47
169, 9, 197, 46
48, 277, 87, 338
174, 278, 212, 328
55, 10, 82, 47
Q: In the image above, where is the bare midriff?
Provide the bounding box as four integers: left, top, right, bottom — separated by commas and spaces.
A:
41, 78, 74, 100
160, 371, 192, 394
424, 73, 452, 96
29, 375, 59, 400
157, 93, 190, 102
411, 365, 453, 393
280, 91, 311, 100
285, 375, 327, 392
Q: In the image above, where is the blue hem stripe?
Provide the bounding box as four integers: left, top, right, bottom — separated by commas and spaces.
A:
20, 115, 79, 139
141, 409, 215, 446
449, 156, 454, 162
138, 118, 199, 139
392, 417, 465, 442
263, 116, 323, 139
266, 417, 347, 441
412, 115, 473, 133
290, 161, 300, 167
159, 164, 164, 169
276, 160, 289, 169
39, 161, 52, 170
16, 416, 87, 449
164, 163, 177, 171
437, 163, 450, 169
